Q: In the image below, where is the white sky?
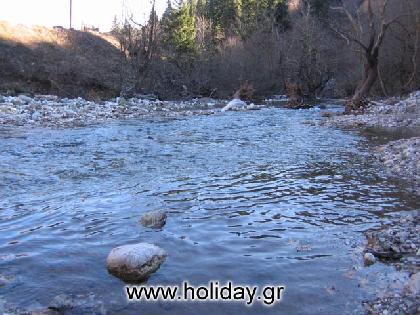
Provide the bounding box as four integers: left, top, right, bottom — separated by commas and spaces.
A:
0, 0, 168, 31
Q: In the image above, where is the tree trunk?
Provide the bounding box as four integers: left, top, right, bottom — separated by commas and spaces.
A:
346, 54, 378, 114
285, 80, 305, 108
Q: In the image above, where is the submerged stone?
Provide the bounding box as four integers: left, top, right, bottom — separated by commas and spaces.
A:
140, 211, 167, 229
48, 293, 104, 314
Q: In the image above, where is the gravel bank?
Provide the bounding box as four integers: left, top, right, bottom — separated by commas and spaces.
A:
375, 137, 419, 196
324, 92, 420, 314
363, 213, 419, 315
325, 92, 419, 195
365, 213, 419, 273
325, 91, 420, 130
0, 94, 226, 127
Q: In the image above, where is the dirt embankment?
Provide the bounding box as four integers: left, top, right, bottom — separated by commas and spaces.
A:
0, 22, 122, 100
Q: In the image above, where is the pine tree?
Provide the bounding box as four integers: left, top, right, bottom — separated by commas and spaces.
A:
163, 1, 197, 54
237, 0, 289, 36
111, 15, 121, 35
207, 0, 237, 33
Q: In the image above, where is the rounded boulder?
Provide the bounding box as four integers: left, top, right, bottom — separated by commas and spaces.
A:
107, 243, 167, 282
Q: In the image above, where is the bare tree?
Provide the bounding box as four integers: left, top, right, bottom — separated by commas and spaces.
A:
112, 0, 159, 96
403, 0, 420, 90
329, 0, 402, 113
281, 0, 337, 107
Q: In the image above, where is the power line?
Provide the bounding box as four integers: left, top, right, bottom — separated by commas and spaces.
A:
70, 0, 72, 29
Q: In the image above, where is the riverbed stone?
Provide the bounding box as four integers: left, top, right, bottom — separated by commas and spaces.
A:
221, 98, 247, 112
140, 211, 167, 228
246, 103, 263, 110
106, 243, 167, 282
18, 95, 33, 104
405, 272, 420, 296
364, 252, 376, 266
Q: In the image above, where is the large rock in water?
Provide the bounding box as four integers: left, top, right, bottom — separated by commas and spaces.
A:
221, 99, 247, 112
140, 211, 167, 228
107, 243, 167, 282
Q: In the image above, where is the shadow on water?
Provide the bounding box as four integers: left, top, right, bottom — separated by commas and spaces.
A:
0, 107, 418, 314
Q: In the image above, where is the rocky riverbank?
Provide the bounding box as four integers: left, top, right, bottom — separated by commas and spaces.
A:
375, 137, 419, 196
325, 91, 420, 130
325, 91, 419, 196
363, 146, 419, 314
0, 94, 226, 127
363, 213, 419, 315
0, 94, 273, 128
325, 92, 420, 314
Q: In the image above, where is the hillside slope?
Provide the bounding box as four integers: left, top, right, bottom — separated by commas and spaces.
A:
0, 22, 122, 99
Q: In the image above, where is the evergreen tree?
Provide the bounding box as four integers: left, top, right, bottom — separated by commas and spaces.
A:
207, 0, 237, 33
110, 15, 121, 35
163, 1, 197, 54
237, 0, 289, 36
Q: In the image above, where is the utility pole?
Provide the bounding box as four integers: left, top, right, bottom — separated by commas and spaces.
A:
69, 0, 73, 29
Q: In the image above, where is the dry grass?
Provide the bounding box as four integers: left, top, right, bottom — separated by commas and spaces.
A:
0, 21, 122, 99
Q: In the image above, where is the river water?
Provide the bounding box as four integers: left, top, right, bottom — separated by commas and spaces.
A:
0, 106, 417, 314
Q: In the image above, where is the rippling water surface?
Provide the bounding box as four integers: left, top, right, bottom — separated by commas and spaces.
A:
0, 107, 417, 314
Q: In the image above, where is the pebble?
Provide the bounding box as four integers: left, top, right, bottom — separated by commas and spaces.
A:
364, 252, 376, 266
